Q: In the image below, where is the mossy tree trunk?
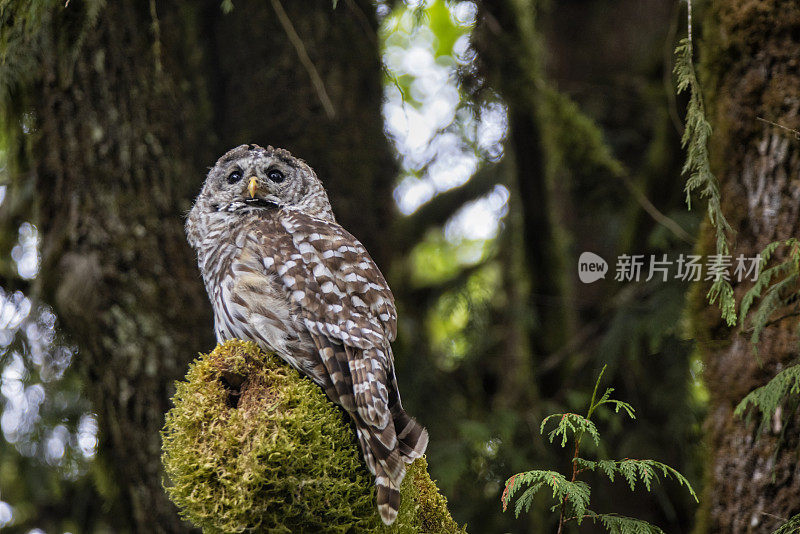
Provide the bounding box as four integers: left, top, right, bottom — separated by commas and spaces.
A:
5, 1, 393, 531
162, 341, 464, 533
693, 1, 800, 532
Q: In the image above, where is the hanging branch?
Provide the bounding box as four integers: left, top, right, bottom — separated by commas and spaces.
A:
673, 0, 736, 325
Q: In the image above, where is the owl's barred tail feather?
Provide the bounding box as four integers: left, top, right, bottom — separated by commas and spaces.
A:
392, 403, 429, 460
356, 406, 429, 524
376, 471, 402, 525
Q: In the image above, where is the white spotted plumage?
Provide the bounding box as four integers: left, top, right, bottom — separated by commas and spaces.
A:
186, 144, 428, 525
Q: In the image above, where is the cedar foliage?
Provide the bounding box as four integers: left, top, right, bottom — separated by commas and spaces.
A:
774, 513, 800, 534
739, 239, 800, 347
735, 364, 800, 433
674, 35, 735, 325
734, 239, 800, 442
676, 2, 800, 512
677, 0, 800, 530
501, 367, 697, 533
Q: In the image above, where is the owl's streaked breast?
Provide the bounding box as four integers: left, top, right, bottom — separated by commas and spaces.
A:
196, 212, 313, 376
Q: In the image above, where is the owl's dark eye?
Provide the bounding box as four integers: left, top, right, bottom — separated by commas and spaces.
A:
227, 170, 243, 184
267, 169, 285, 183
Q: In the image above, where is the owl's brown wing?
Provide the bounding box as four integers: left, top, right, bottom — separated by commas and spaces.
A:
251, 208, 426, 524
252, 208, 398, 425
276, 208, 397, 345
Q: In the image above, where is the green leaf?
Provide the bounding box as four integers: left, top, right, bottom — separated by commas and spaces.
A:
588, 511, 667, 534
505, 367, 698, 524
706, 277, 737, 327
575, 458, 618, 482
674, 35, 736, 325
578, 458, 698, 502
773, 513, 800, 534
591, 387, 636, 420
739, 239, 800, 349
587, 366, 636, 421
735, 363, 800, 431
501, 470, 591, 519
540, 412, 600, 448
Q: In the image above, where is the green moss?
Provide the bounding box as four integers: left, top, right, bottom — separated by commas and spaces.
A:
162, 340, 465, 533
400, 457, 465, 534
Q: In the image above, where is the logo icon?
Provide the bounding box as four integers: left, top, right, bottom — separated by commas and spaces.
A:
578, 252, 608, 283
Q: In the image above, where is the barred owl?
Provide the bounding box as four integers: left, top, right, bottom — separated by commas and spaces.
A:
186, 144, 428, 524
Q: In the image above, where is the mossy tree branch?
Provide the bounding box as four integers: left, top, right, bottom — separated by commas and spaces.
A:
162, 340, 465, 534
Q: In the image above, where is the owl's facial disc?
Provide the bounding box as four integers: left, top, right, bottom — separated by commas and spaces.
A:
196, 144, 335, 222
243, 169, 285, 209
237, 158, 300, 209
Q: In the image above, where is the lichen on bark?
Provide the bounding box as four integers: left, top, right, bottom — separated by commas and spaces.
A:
162, 340, 465, 533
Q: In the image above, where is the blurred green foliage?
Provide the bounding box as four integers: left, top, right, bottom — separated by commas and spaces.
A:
385, 2, 705, 533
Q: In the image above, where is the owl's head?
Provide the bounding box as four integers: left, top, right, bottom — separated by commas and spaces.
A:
191, 144, 335, 222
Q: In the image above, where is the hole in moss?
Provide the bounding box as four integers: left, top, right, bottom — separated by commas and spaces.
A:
220, 370, 247, 409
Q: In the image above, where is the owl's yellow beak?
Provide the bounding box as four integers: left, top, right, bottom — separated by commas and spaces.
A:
247, 176, 258, 198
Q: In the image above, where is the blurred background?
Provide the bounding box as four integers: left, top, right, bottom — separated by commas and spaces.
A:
0, 0, 711, 532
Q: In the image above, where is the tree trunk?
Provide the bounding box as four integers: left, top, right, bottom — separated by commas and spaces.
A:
6, 1, 393, 531
472, 0, 574, 403
693, 1, 800, 532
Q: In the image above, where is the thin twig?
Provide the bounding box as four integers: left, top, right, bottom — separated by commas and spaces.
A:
760, 511, 789, 521
741, 310, 800, 335
563, 514, 595, 522
270, 0, 336, 119
620, 174, 695, 244
540, 283, 657, 373
539, 320, 603, 373
756, 117, 800, 140
687, 0, 693, 42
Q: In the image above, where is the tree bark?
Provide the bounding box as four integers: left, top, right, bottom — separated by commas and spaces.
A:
6, 1, 393, 531
693, 1, 800, 532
